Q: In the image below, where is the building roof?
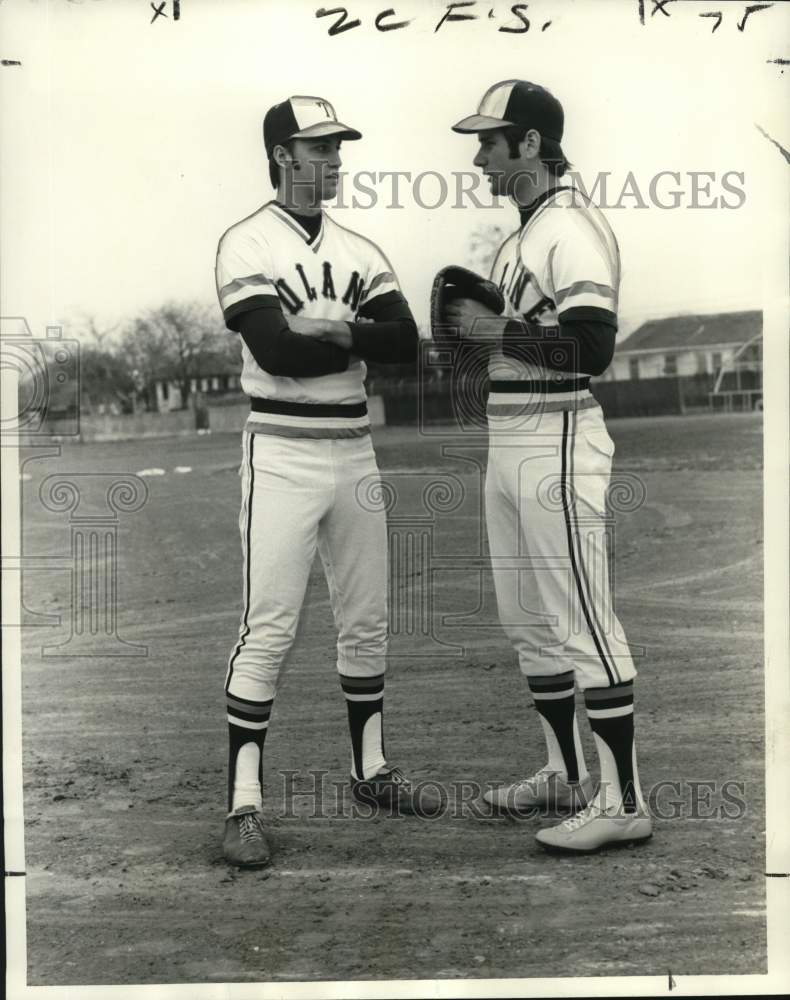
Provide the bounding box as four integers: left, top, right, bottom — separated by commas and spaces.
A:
619, 310, 762, 354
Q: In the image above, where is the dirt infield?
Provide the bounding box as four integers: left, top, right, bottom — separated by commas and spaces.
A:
17, 412, 765, 985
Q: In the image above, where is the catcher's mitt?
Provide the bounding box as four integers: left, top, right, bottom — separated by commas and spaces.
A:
430, 265, 505, 346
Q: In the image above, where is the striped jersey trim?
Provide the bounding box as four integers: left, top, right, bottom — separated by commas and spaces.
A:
244, 419, 371, 439
219, 274, 274, 302
487, 394, 597, 418
490, 378, 591, 394
246, 395, 371, 439
363, 271, 395, 299
555, 281, 615, 307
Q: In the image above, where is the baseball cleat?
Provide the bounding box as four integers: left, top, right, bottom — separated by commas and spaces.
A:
350, 765, 444, 817
535, 801, 653, 853
223, 805, 271, 868
483, 768, 594, 815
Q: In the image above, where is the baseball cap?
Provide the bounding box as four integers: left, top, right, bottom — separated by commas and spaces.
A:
263, 96, 362, 156
452, 80, 564, 141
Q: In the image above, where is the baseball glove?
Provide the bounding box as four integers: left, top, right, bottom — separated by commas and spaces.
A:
430, 265, 505, 346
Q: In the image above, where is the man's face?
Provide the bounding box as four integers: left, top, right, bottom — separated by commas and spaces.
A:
473, 129, 531, 198
289, 136, 342, 201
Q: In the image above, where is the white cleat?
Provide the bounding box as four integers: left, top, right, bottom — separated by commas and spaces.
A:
535, 801, 653, 853
483, 768, 594, 814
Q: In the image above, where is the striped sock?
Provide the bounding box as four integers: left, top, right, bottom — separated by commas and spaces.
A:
528, 671, 587, 783
584, 681, 643, 815
340, 673, 386, 780
226, 693, 273, 813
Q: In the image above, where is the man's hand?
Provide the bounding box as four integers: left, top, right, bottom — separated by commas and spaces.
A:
287, 316, 352, 349
443, 298, 501, 341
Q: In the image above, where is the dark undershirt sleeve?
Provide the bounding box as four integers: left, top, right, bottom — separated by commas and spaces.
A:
502, 306, 616, 376
346, 291, 419, 364
457, 306, 616, 377
237, 303, 350, 378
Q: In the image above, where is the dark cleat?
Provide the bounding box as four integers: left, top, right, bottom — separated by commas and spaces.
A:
223, 805, 271, 868
350, 766, 444, 817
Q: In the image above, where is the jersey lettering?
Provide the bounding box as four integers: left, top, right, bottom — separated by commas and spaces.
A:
507, 263, 531, 311
341, 270, 365, 310
322, 261, 337, 300
295, 263, 318, 302
275, 278, 304, 315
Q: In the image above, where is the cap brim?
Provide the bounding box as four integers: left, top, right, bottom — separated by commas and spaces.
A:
291, 121, 362, 141
451, 114, 514, 134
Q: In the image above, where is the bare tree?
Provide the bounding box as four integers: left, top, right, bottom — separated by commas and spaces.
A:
120, 302, 227, 411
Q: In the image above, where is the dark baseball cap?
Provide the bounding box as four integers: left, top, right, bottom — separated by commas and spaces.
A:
263, 96, 362, 156
452, 80, 564, 142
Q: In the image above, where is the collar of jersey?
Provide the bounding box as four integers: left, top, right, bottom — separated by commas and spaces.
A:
267, 201, 326, 253
517, 185, 571, 232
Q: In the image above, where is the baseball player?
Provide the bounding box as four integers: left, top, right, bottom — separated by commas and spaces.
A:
445, 80, 652, 851
215, 96, 439, 867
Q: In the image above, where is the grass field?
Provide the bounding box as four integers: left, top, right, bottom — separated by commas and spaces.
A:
17, 411, 765, 985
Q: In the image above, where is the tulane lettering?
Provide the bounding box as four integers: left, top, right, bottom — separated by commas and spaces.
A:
342, 270, 366, 310
276, 278, 304, 315
295, 263, 317, 301
274, 262, 363, 313
322, 261, 336, 300
508, 265, 530, 309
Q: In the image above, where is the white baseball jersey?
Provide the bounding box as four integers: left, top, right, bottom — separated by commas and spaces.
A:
482, 187, 635, 690
215, 201, 400, 436
486, 186, 620, 414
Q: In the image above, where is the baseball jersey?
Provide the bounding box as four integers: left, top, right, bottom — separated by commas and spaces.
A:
487, 186, 620, 411
215, 201, 401, 436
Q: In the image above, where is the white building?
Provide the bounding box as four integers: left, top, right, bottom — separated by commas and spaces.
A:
599, 310, 762, 383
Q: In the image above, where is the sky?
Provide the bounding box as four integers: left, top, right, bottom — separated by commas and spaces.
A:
1, 0, 788, 342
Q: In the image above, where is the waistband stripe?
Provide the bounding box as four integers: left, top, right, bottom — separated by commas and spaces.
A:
489, 377, 591, 394
250, 397, 368, 419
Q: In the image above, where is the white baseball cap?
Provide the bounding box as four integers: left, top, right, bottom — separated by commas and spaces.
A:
263, 96, 362, 155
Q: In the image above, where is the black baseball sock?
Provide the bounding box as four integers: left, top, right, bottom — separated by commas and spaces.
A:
527, 671, 587, 783
584, 681, 642, 814
226, 693, 273, 813
340, 673, 386, 780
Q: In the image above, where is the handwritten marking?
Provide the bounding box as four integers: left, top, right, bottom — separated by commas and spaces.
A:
374, 7, 412, 31
1, 59, 22, 66
499, 2, 530, 33
668, 970, 676, 991
316, 6, 362, 35
435, 1, 478, 32
651, 0, 676, 18
150, 1, 167, 23
737, 3, 773, 32
699, 11, 723, 31
755, 123, 790, 165
767, 58, 790, 64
